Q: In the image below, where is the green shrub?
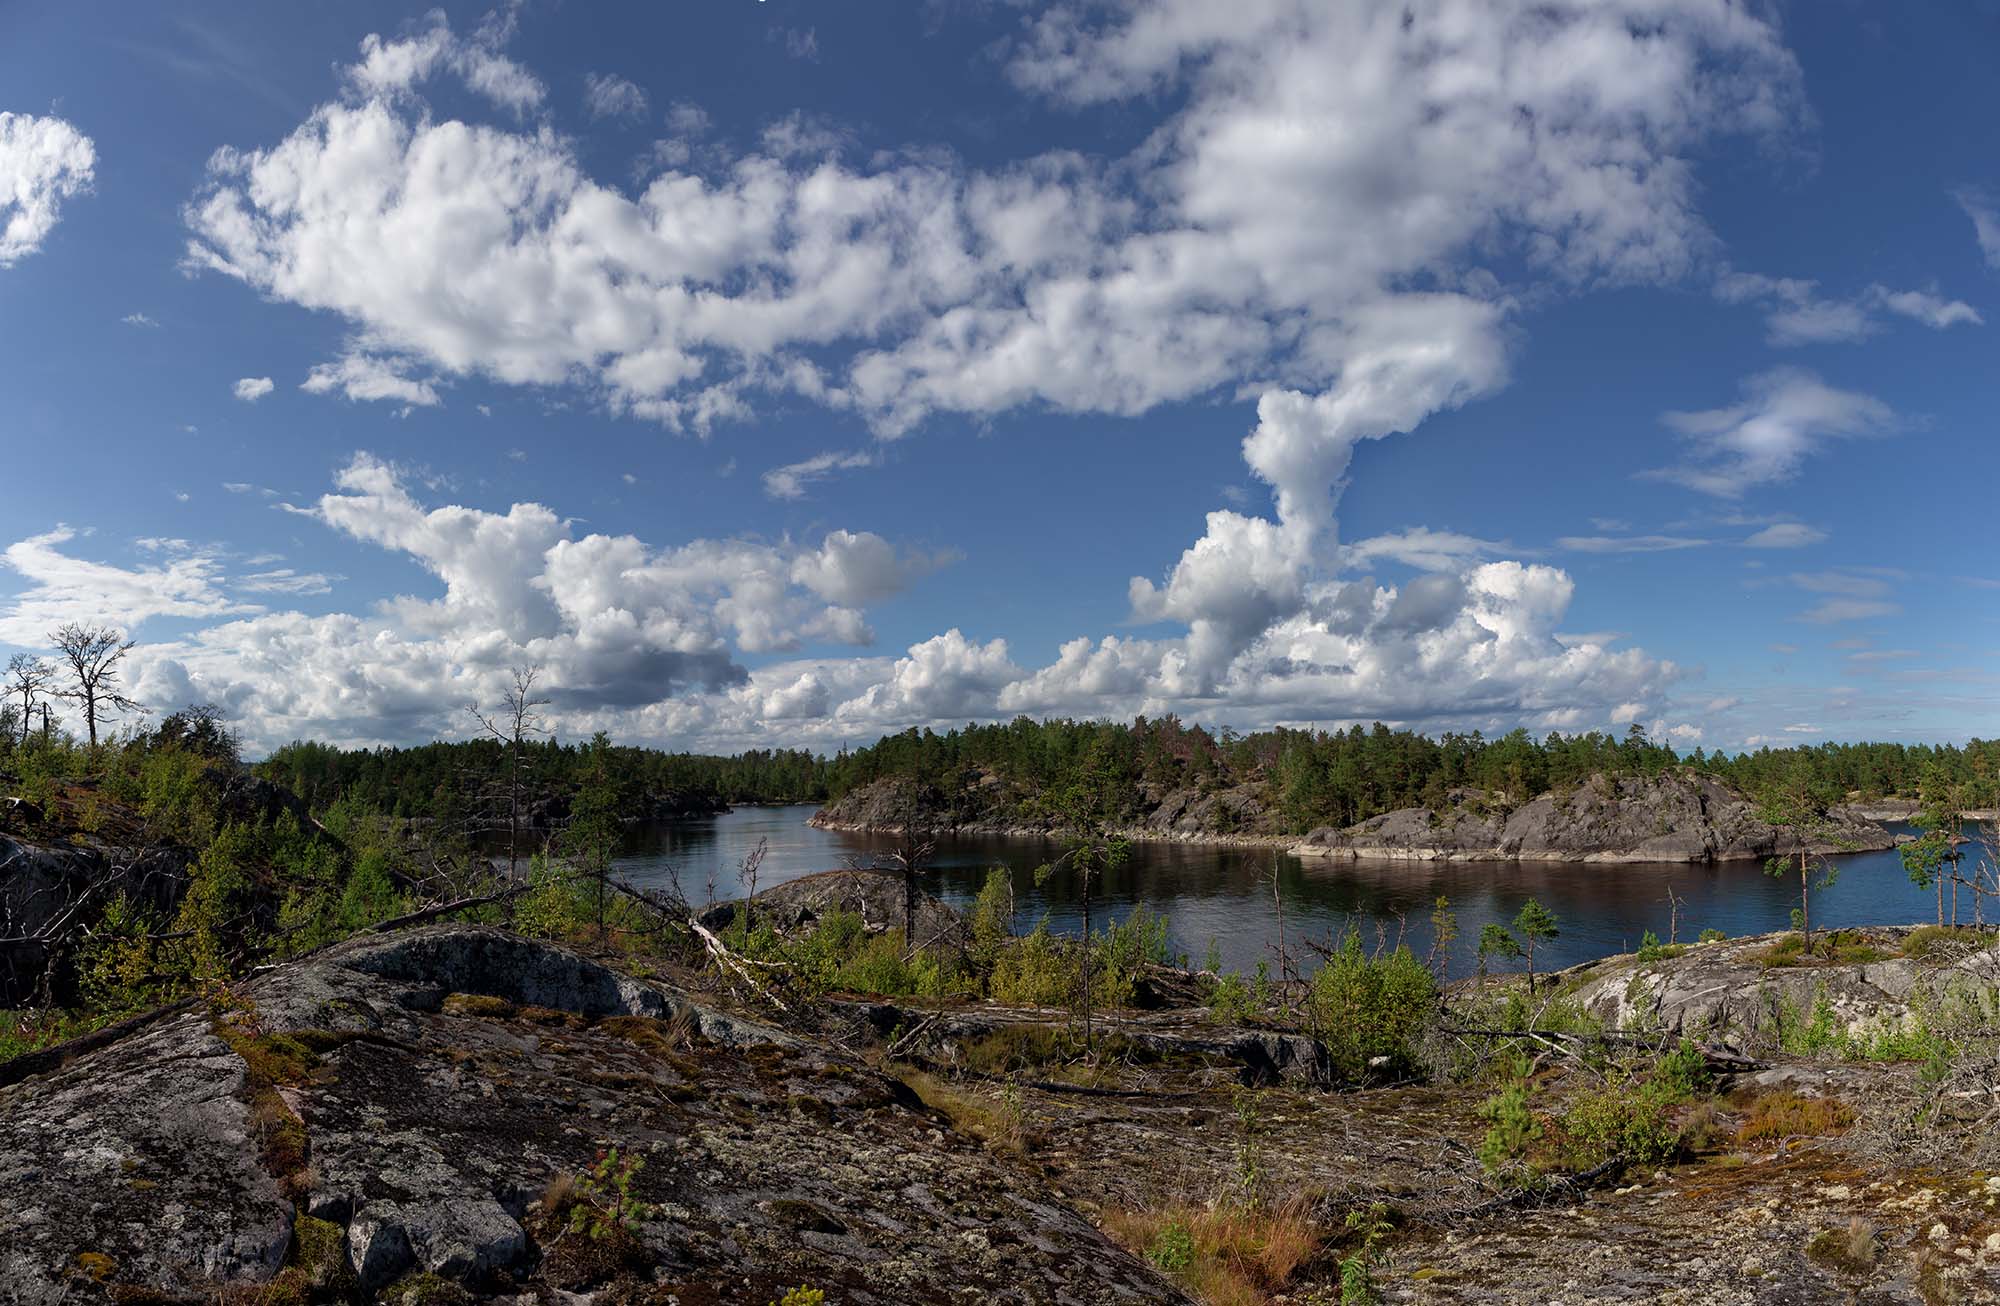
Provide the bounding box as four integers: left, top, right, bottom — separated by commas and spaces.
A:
1148, 1223, 1195, 1274
1477, 1055, 1540, 1175
565, 1147, 653, 1240
1208, 972, 1258, 1025
1652, 1038, 1711, 1101
1698, 928, 1727, 944
1308, 931, 1438, 1083
969, 867, 1014, 967
336, 850, 406, 932
1635, 931, 1685, 964
514, 855, 590, 941
990, 919, 1080, 1007
1554, 1083, 1681, 1168
1902, 925, 1994, 961
1093, 905, 1172, 1009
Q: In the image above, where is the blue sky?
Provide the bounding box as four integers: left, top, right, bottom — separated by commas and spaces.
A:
0, 0, 1995, 756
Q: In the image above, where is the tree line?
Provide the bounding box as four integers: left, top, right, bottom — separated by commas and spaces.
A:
255, 735, 836, 817
827, 716, 2000, 833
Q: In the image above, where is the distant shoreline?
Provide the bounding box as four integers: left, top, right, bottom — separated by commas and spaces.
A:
1848, 802, 1997, 823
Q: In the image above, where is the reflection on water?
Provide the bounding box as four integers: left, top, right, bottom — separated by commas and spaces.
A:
614, 804, 1976, 975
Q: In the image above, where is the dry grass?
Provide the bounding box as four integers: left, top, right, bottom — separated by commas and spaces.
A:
1101, 1197, 1321, 1305
1804, 1217, 1877, 1275
441, 992, 517, 1019
1733, 1090, 1855, 1145
896, 1069, 1028, 1154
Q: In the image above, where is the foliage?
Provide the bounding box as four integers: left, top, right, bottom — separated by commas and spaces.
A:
1307, 930, 1438, 1083
810, 715, 2000, 837
1148, 1223, 1196, 1274
1653, 1039, 1712, 1100
1338, 1202, 1395, 1306
565, 1148, 653, 1241
0, 1008, 106, 1065
1102, 1199, 1319, 1304
1635, 931, 1684, 964
1477, 1054, 1540, 1176
1511, 899, 1560, 992
968, 867, 1014, 968
1552, 1082, 1682, 1168
1475, 922, 1521, 980
258, 735, 833, 816
1209, 971, 1260, 1025
1733, 1090, 1855, 1144
1902, 925, 1994, 961
1757, 775, 1849, 941
988, 919, 1080, 1008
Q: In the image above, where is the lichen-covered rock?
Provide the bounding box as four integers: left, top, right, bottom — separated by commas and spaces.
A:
0, 1014, 293, 1303
1559, 926, 2000, 1046
0, 925, 1184, 1304
1296, 770, 1897, 864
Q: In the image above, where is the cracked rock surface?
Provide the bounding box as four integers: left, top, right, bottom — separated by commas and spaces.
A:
0, 925, 1182, 1304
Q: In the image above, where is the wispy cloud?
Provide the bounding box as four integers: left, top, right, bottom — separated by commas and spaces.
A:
763, 449, 876, 500
1957, 188, 2000, 270
1647, 369, 1896, 498
1714, 267, 1981, 344
1556, 534, 1709, 553
583, 72, 648, 121
1742, 522, 1826, 549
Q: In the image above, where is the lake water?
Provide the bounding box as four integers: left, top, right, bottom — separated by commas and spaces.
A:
612, 804, 1990, 976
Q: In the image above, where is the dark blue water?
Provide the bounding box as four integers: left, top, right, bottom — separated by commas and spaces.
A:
613, 805, 1989, 976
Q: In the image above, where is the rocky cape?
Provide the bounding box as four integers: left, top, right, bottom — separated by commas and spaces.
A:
1294, 770, 1900, 864
0, 924, 1179, 1305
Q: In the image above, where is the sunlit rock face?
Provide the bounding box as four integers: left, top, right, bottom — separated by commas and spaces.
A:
1297, 772, 1898, 864
0, 925, 1183, 1304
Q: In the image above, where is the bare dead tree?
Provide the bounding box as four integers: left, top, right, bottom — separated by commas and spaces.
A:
5, 654, 55, 749
467, 665, 550, 883
736, 836, 768, 937
877, 784, 940, 950
1266, 855, 1294, 988
48, 625, 146, 748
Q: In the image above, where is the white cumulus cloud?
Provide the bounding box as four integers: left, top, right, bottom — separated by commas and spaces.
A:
0, 111, 95, 266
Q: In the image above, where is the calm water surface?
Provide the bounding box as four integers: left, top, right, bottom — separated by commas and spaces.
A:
613, 805, 1982, 975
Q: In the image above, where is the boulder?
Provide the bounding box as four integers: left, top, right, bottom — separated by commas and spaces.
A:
701, 867, 970, 948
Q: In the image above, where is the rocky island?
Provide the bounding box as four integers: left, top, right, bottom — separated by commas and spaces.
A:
814, 767, 1901, 866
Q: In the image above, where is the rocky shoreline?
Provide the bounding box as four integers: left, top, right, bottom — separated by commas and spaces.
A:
813, 769, 1904, 867
807, 808, 1298, 851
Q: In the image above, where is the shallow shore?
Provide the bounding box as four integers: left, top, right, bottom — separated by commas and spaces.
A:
806, 812, 1299, 851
